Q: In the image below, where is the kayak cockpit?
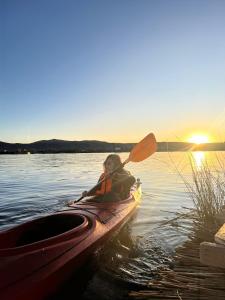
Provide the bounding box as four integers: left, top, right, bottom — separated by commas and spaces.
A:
0, 213, 89, 250
16, 213, 87, 247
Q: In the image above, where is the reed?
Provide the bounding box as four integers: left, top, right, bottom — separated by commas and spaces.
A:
184, 156, 225, 239
162, 153, 225, 240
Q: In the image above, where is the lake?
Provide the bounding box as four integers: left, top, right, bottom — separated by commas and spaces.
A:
0, 151, 224, 299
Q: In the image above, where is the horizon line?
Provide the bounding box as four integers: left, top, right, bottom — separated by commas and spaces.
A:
1, 138, 225, 144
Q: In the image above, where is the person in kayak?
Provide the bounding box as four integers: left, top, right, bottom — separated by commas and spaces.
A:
82, 154, 136, 202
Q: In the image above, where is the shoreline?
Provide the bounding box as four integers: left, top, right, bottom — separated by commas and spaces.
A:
1, 149, 225, 155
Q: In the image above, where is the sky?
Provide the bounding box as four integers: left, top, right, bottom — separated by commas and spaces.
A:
1, 0, 225, 143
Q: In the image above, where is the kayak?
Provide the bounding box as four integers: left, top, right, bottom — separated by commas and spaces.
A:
0, 182, 141, 300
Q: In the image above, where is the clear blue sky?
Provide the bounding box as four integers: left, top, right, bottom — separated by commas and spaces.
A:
1, 0, 225, 143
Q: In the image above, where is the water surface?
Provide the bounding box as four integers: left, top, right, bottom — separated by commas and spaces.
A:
0, 151, 224, 298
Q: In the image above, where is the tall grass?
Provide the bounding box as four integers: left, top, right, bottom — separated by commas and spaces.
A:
162, 152, 225, 240
185, 156, 225, 239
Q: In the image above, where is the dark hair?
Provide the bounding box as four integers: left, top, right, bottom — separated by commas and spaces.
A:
104, 154, 122, 169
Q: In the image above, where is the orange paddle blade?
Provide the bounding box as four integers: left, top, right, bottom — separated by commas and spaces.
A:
128, 133, 157, 162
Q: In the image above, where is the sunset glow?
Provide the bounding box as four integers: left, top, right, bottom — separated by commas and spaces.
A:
188, 135, 210, 144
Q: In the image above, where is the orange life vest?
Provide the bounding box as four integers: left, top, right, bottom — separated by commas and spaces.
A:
95, 173, 112, 195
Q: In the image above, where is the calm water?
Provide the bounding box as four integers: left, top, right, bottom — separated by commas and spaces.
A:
0, 151, 224, 299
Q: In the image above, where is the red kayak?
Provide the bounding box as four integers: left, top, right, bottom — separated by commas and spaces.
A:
0, 183, 141, 300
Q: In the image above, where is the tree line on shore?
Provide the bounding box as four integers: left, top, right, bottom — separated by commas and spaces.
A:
0, 139, 225, 154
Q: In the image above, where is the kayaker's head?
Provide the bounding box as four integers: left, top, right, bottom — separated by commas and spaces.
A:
104, 154, 122, 173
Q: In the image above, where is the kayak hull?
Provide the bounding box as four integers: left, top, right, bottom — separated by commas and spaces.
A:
0, 184, 141, 300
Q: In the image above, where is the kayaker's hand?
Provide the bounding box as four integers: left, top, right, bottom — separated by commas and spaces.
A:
82, 191, 88, 197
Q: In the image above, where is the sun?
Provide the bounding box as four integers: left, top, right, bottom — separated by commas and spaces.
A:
187, 134, 210, 144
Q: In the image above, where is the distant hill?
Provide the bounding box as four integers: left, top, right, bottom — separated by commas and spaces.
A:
0, 139, 134, 154
0, 139, 225, 154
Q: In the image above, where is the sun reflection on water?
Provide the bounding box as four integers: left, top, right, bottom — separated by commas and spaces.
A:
192, 151, 205, 169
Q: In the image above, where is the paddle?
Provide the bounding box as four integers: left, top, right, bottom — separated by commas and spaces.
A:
72, 133, 157, 204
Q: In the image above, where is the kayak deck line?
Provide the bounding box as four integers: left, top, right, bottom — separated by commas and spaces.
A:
66, 198, 135, 224
65, 206, 117, 224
